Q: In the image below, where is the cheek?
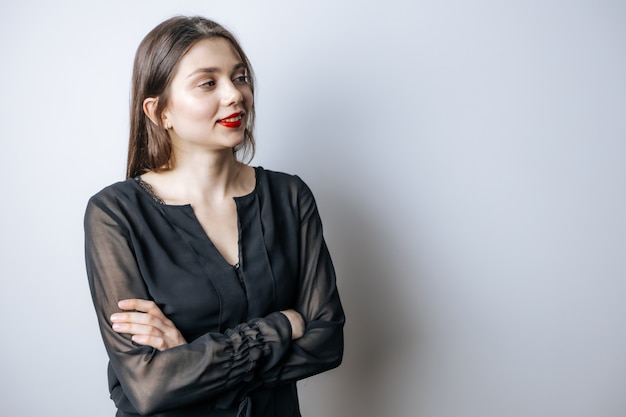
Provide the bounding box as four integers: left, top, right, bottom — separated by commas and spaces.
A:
191, 99, 219, 121
172, 96, 218, 123
190, 104, 216, 122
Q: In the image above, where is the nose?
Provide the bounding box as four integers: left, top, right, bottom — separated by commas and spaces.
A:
220, 79, 243, 106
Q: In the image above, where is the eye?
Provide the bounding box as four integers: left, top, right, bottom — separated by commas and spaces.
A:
233, 75, 249, 84
200, 80, 216, 88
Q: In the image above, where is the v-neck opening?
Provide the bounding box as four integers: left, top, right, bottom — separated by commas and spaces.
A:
132, 167, 262, 268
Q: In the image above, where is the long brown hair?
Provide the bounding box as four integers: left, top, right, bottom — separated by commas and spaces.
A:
126, 16, 256, 179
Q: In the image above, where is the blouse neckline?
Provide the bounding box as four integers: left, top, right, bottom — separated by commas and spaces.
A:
133, 166, 261, 207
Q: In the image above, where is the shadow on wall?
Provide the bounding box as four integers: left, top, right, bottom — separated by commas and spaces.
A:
291, 130, 429, 414
319, 188, 421, 416
283, 74, 428, 415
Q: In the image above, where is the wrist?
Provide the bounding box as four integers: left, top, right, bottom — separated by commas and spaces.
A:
280, 309, 304, 340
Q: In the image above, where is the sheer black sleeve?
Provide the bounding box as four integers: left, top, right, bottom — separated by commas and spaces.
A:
260, 177, 345, 386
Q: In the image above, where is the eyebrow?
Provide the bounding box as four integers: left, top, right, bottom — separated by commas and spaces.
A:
186, 63, 246, 78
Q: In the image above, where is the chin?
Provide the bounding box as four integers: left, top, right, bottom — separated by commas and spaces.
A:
222, 133, 246, 148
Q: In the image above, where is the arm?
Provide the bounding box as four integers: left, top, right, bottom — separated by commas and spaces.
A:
110, 298, 187, 350
109, 299, 303, 351
260, 178, 345, 386
84, 196, 293, 415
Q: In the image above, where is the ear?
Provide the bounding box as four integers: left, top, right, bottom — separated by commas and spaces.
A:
143, 97, 170, 128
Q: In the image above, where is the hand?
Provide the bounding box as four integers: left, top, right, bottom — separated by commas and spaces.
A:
110, 299, 187, 351
280, 309, 305, 340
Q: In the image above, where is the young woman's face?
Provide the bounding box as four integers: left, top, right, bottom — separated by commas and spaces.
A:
163, 38, 253, 153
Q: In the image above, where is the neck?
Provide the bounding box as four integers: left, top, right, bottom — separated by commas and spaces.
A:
166, 148, 245, 202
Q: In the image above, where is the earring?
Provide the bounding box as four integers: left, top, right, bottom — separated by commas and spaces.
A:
165, 123, 172, 130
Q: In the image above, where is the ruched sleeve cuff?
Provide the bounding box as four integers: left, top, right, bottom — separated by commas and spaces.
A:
224, 312, 292, 386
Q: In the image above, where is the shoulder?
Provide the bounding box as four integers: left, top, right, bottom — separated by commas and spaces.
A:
256, 166, 312, 195
84, 179, 151, 227
254, 167, 318, 215
86, 179, 140, 208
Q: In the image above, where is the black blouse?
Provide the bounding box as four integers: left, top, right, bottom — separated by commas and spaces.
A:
84, 167, 344, 417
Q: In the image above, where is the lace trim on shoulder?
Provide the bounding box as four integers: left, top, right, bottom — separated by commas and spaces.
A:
134, 177, 166, 205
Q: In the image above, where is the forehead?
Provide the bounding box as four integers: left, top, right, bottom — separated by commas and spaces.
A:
175, 38, 243, 76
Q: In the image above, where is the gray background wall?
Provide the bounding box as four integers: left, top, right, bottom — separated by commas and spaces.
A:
1, 1, 625, 416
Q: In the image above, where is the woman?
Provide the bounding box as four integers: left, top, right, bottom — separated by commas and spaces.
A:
84, 16, 344, 417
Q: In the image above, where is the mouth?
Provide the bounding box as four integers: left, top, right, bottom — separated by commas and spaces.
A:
217, 112, 244, 128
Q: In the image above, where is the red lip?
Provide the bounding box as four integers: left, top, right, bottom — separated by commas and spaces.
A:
217, 112, 244, 128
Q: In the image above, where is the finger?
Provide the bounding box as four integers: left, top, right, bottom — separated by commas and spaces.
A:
111, 322, 164, 338
118, 299, 164, 316
131, 334, 168, 351
119, 299, 171, 324
111, 312, 167, 329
